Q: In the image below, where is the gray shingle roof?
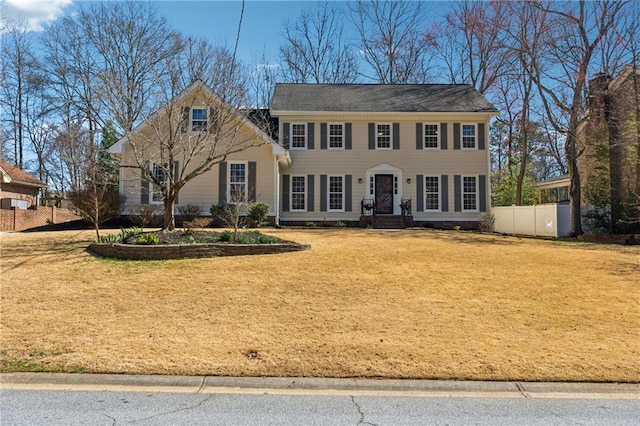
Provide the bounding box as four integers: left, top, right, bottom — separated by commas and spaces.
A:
270, 84, 498, 113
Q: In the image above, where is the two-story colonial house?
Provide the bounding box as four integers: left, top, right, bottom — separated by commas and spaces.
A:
111, 81, 498, 228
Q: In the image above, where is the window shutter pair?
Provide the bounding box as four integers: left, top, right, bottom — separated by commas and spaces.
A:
281, 175, 315, 212
319, 175, 352, 212
453, 123, 486, 150
415, 175, 449, 212
415, 123, 448, 149
368, 123, 400, 149
320, 123, 352, 149
281, 123, 314, 149
217, 161, 257, 205
140, 161, 179, 204
453, 174, 486, 212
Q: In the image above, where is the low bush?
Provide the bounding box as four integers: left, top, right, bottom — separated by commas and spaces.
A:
135, 233, 159, 245
177, 204, 203, 222
98, 227, 142, 243
247, 203, 270, 227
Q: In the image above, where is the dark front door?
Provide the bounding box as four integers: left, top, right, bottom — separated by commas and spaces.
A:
375, 174, 394, 214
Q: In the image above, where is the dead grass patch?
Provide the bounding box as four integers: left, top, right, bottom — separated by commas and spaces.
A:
1, 229, 638, 382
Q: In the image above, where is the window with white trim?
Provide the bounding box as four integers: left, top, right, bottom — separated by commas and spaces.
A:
151, 163, 165, 204
329, 123, 344, 149
328, 175, 344, 211
423, 123, 439, 149
291, 123, 307, 149
424, 176, 440, 211
376, 123, 391, 149
462, 124, 476, 149
462, 176, 478, 211
191, 108, 208, 132
228, 162, 247, 203
291, 175, 306, 211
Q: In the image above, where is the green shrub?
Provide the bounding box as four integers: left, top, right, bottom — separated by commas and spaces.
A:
258, 234, 279, 244
334, 220, 347, 228
98, 227, 142, 243
219, 230, 233, 242
235, 234, 249, 244
247, 203, 269, 227
135, 233, 159, 245
177, 204, 203, 221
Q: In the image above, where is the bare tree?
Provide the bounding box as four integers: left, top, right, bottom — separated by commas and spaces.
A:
433, 0, 510, 94
279, 2, 359, 83
521, 0, 626, 236
350, 0, 434, 83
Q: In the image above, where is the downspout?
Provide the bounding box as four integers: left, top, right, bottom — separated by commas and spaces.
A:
274, 155, 280, 227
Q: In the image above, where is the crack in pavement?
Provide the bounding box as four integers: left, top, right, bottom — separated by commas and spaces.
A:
350, 395, 377, 426
127, 394, 216, 424
102, 412, 117, 426
515, 382, 531, 398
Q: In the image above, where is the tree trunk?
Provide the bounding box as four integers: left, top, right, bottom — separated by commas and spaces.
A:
566, 125, 583, 237
163, 195, 176, 231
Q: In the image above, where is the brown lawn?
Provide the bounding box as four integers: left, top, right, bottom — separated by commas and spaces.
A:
1, 228, 638, 382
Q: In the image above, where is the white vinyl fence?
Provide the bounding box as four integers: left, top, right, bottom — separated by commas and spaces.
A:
492, 204, 571, 237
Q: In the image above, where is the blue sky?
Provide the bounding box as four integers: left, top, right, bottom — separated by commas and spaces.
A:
4, 0, 449, 66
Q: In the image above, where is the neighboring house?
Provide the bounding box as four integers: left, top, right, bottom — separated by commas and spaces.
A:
111, 81, 498, 228
578, 65, 640, 230
0, 160, 47, 210
534, 175, 570, 204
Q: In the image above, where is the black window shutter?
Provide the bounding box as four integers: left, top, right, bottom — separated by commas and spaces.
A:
282, 123, 290, 149
478, 123, 486, 150
345, 123, 352, 150
282, 175, 290, 212
141, 165, 149, 204
180, 107, 190, 133
479, 175, 487, 212
307, 175, 315, 212
440, 123, 448, 150
320, 123, 327, 149
320, 174, 327, 212
174, 161, 179, 205
453, 123, 461, 150
307, 123, 314, 149
441, 175, 449, 212
416, 174, 424, 212
416, 123, 422, 150
454, 175, 461, 212
345, 175, 352, 212
218, 161, 227, 204
248, 161, 257, 202
393, 123, 400, 150
368, 123, 375, 150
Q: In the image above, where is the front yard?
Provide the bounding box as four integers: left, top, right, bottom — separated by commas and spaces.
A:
1, 228, 638, 382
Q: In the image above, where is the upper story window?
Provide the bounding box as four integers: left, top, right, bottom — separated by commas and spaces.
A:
329, 123, 344, 149
462, 124, 477, 149
191, 108, 208, 132
291, 123, 307, 149
151, 163, 165, 204
376, 123, 392, 149
423, 123, 439, 149
462, 175, 478, 211
291, 175, 306, 211
228, 161, 247, 203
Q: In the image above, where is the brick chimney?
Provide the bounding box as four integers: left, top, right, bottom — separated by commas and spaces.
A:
588, 72, 612, 113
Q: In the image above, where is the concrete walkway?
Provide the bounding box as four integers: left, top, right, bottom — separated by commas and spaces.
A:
2, 373, 638, 399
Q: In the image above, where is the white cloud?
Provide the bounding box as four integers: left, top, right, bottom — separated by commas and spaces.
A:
3, 0, 73, 32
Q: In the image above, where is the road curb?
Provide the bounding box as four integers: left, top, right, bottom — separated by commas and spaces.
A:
2, 373, 638, 399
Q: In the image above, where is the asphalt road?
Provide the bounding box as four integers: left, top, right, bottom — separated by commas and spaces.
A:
1, 374, 638, 425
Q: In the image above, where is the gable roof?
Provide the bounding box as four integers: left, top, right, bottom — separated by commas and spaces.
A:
0, 160, 47, 188
110, 80, 283, 155
270, 84, 498, 114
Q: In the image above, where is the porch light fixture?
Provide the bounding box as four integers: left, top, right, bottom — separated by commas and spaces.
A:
406, 178, 411, 184
358, 178, 363, 184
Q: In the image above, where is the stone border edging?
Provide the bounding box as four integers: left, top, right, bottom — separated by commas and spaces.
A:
87, 241, 310, 260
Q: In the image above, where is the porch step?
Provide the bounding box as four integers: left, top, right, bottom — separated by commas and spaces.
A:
360, 215, 412, 229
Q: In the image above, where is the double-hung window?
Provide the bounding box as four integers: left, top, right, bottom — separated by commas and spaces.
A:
424, 176, 440, 211
291, 176, 306, 211
328, 175, 344, 211
462, 176, 478, 211
376, 124, 391, 149
191, 108, 208, 132
423, 123, 439, 149
151, 163, 165, 204
291, 123, 307, 149
329, 123, 344, 149
228, 162, 247, 203
461, 124, 477, 149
